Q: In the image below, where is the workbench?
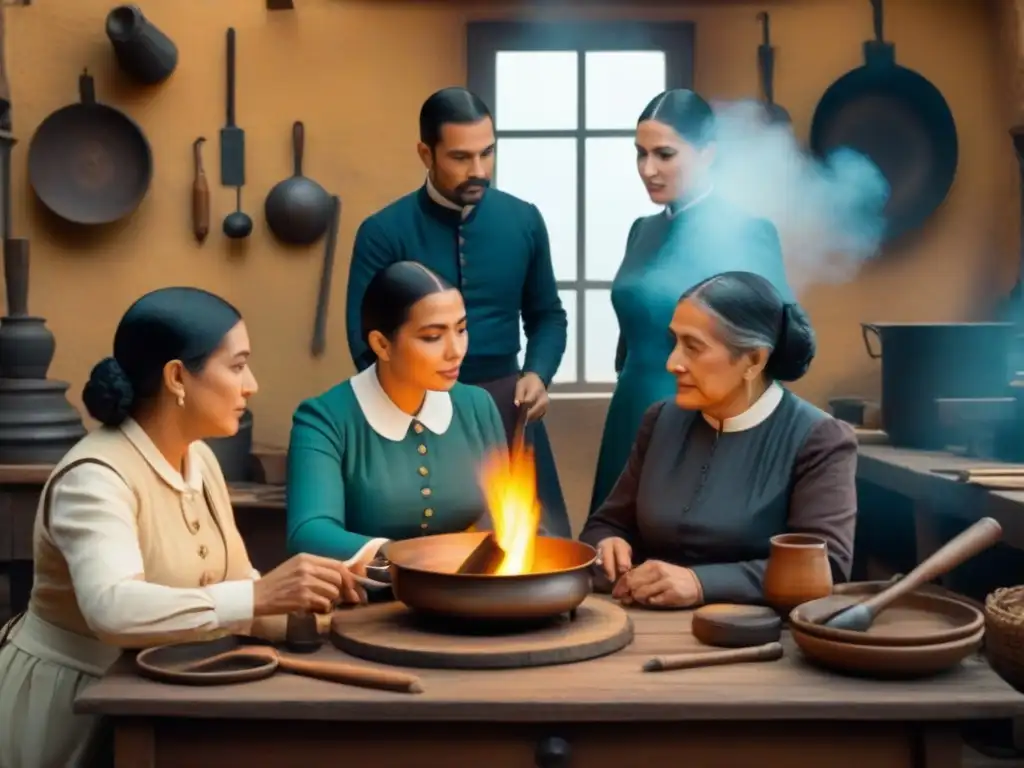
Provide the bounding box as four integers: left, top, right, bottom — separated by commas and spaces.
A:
76, 604, 1024, 768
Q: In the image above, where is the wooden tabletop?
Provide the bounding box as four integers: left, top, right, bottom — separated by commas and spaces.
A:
857, 445, 1024, 548
75, 602, 1024, 723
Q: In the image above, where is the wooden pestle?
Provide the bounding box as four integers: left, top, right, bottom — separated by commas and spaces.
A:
643, 642, 783, 672
177, 647, 423, 693
822, 517, 1003, 631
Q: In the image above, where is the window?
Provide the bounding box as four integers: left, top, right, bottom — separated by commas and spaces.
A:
468, 21, 694, 394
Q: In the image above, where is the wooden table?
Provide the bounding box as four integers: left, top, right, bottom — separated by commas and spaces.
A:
76, 605, 1024, 768
858, 445, 1024, 551
0, 463, 288, 620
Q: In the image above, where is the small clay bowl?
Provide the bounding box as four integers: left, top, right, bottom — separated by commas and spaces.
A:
790, 581, 983, 648
790, 624, 984, 679
692, 604, 782, 648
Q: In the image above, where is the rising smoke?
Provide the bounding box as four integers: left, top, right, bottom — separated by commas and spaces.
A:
709, 100, 890, 294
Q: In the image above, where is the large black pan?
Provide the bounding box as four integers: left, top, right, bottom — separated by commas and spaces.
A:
382, 531, 597, 622
28, 70, 152, 225
809, 0, 957, 241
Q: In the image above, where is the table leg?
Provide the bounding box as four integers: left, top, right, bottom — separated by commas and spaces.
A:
913, 726, 962, 768
114, 720, 155, 768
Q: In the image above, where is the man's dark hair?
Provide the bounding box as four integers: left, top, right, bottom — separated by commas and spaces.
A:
419, 87, 493, 149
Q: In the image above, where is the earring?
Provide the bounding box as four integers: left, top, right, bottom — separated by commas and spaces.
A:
177, 394, 185, 408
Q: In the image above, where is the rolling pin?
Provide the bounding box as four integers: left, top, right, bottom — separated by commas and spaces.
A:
192, 137, 210, 242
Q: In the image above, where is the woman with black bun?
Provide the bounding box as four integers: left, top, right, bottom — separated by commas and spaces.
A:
287, 261, 507, 565
588, 89, 795, 516
580, 272, 857, 609
0, 287, 364, 768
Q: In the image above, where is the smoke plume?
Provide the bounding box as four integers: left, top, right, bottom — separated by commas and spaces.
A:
709, 100, 890, 294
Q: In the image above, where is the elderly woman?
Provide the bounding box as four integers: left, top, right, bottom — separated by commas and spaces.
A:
0, 287, 363, 768
580, 271, 856, 608
588, 89, 795, 515
287, 261, 507, 564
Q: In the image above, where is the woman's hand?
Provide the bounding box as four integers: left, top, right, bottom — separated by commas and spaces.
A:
612, 560, 702, 609
596, 537, 633, 582
253, 553, 365, 616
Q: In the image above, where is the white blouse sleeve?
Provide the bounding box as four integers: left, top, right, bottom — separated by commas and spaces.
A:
48, 463, 256, 644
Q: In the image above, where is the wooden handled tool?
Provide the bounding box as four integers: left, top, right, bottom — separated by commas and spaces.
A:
178, 646, 423, 693
946, 467, 1024, 482
643, 642, 783, 672
191, 137, 209, 242
822, 517, 1003, 631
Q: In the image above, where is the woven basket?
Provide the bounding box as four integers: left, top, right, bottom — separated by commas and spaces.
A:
985, 586, 1024, 692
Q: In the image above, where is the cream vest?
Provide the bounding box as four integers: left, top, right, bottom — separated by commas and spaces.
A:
29, 427, 253, 647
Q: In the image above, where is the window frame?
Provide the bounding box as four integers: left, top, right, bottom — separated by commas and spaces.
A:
467, 21, 695, 394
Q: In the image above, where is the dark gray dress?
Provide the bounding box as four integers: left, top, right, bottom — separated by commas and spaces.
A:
579, 386, 858, 604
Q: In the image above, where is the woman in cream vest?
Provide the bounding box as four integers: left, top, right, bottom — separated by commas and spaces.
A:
0, 287, 364, 768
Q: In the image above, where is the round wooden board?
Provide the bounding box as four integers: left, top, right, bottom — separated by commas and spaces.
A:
330, 596, 634, 669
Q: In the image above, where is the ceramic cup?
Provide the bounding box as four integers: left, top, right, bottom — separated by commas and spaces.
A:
762, 533, 833, 616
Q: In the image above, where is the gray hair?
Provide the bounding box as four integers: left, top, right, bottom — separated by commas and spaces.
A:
688, 291, 775, 358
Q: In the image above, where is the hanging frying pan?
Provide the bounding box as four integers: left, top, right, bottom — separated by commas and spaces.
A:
28, 69, 152, 225
756, 12, 790, 126
808, 0, 957, 241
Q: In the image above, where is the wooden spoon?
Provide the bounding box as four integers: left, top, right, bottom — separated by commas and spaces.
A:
176, 646, 423, 693
821, 517, 1002, 631
643, 642, 783, 672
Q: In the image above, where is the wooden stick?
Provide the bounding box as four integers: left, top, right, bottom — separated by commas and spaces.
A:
642, 642, 783, 672
456, 532, 506, 575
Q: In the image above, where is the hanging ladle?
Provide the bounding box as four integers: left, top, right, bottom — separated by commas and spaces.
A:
223, 187, 252, 239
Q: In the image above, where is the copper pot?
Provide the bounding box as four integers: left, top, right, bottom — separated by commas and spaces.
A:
762, 533, 833, 615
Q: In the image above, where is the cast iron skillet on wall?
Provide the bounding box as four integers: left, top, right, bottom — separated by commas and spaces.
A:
809, 0, 957, 242
28, 70, 152, 225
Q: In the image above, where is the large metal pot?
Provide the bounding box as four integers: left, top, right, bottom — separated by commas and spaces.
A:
861, 322, 1012, 449
382, 531, 596, 622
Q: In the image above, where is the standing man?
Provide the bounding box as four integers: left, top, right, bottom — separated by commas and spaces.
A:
345, 87, 571, 538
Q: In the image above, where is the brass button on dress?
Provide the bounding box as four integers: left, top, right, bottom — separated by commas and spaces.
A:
189, 520, 200, 533
413, 423, 424, 434
198, 545, 209, 559
418, 466, 429, 477
417, 444, 427, 455
421, 488, 432, 498
424, 508, 434, 518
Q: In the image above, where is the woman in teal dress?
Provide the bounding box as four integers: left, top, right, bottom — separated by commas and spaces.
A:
588, 89, 795, 515
287, 261, 507, 565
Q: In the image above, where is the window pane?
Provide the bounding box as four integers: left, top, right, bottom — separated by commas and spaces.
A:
518, 290, 578, 384
584, 137, 660, 281
496, 138, 577, 281
496, 51, 578, 131
585, 51, 666, 130
584, 290, 618, 383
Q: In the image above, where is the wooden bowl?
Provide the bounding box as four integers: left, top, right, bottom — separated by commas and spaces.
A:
790, 581, 983, 647
692, 604, 781, 648
791, 624, 984, 679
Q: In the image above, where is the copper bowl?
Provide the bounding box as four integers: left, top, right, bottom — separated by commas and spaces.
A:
790, 581, 984, 647
382, 531, 597, 622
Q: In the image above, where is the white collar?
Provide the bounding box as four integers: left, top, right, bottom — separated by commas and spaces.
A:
425, 175, 475, 219
350, 364, 454, 442
665, 185, 714, 219
119, 418, 204, 495
702, 381, 784, 433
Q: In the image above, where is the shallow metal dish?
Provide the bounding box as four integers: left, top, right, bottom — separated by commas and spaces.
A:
382, 531, 597, 622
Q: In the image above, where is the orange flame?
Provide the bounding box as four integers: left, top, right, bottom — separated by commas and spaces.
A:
478, 442, 541, 575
